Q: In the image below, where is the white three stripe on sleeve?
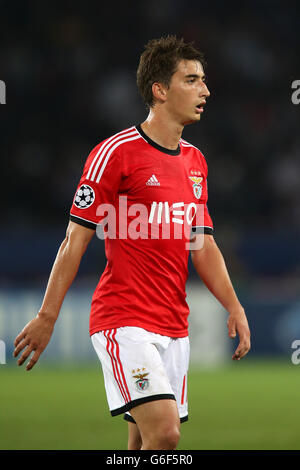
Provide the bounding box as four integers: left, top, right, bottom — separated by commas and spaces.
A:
86, 127, 136, 181
95, 133, 141, 183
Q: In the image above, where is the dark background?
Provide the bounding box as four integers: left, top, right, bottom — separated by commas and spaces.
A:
0, 0, 299, 356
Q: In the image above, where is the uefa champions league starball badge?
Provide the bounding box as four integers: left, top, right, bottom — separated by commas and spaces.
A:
74, 184, 95, 209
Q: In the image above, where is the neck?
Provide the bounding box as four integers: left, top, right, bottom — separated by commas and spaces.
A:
141, 109, 183, 150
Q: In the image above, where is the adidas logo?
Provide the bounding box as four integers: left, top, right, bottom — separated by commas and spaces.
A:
146, 174, 160, 186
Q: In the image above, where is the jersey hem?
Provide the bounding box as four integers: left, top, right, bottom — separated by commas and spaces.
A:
111, 394, 176, 416
90, 322, 189, 338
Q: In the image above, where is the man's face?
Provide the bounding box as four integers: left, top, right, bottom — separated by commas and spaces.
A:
164, 59, 210, 125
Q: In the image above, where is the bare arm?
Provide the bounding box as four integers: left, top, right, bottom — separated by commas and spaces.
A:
13, 221, 95, 370
191, 234, 250, 360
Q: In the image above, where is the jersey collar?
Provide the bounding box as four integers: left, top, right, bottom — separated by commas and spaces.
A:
136, 124, 181, 156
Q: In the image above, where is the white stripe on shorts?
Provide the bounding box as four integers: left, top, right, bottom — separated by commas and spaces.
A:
103, 329, 131, 404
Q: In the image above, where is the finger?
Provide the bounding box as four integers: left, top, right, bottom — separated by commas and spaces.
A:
232, 344, 250, 360
232, 351, 241, 360
13, 338, 29, 358
14, 330, 27, 348
17, 345, 35, 366
26, 350, 41, 371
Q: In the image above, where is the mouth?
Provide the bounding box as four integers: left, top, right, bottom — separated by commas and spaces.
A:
195, 102, 206, 113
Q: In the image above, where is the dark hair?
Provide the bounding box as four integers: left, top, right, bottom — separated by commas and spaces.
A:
137, 35, 206, 108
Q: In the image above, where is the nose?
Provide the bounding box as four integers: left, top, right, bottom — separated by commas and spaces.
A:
202, 82, 210, 98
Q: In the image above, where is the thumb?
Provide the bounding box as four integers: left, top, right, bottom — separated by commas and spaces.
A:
228, 318, 236, 338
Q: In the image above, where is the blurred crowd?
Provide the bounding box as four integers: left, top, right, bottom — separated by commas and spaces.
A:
1, 0, 299, 281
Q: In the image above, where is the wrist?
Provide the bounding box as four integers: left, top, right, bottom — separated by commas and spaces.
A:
37, 310, 57, 325
227, 304, 245, 317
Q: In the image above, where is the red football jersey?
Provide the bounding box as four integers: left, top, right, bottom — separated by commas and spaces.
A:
70, 125, 213, 337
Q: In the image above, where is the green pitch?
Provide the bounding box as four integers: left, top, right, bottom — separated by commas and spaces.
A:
1, 360, 299, 450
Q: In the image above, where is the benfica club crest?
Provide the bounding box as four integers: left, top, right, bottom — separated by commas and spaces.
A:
189, 176, 203, 199
132, 368, 150, 392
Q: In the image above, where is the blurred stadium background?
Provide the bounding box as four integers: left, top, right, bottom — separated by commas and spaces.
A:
1, 0, 300, 450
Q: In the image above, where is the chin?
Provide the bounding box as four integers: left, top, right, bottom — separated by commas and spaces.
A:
183, 115, 200, 126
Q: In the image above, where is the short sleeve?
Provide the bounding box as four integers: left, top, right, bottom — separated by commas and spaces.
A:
70, 141, 122, 230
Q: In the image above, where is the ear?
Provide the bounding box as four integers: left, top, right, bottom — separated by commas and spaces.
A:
152, 82, 167, 103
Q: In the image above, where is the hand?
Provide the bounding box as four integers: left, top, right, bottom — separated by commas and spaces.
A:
227, 308, 251, 360
13, 313, 55, 371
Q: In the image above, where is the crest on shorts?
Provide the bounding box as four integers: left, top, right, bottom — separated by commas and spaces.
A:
132, 368, 149, 392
